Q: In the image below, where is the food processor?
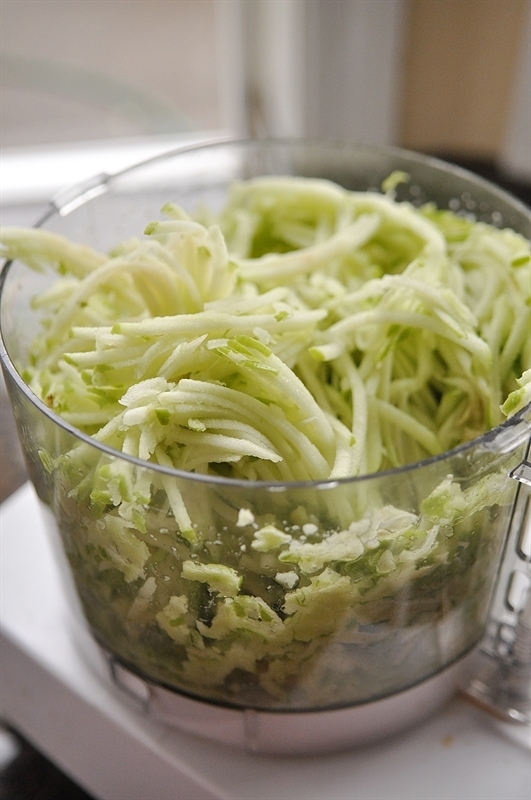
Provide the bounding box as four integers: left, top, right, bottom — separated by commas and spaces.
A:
0, 140, 530, 758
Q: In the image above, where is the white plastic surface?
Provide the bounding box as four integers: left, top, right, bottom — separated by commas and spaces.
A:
102, 645, 470, 755
1, 484, 530, 800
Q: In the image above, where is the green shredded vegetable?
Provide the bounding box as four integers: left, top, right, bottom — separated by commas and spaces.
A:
2, 176, 529, 479
1, 174, 530, 710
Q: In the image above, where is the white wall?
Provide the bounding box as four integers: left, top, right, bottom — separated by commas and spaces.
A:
303, 0, 406, 144
500, 3, 531, 180
217, 0, 406, 144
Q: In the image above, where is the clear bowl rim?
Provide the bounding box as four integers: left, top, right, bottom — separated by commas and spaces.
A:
1, 136, 530, 490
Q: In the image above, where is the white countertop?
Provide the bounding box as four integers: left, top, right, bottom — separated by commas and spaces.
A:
1, 133, 222, 208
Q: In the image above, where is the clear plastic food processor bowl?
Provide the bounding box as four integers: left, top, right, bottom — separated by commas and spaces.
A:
1, 140, 530, 754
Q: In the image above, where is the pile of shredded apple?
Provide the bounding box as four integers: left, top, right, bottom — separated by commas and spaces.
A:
1, 175, 530, 482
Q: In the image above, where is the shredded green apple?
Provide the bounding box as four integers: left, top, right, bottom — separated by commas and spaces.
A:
1, 174, 529, 710
2, 177, 529, 476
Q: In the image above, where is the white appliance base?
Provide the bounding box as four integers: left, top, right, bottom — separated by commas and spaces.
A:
101, 648, 470, 755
